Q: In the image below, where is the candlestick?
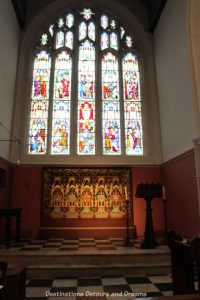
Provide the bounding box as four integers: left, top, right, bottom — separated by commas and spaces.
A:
162, 186, 166, 200
125, 186, 128, 200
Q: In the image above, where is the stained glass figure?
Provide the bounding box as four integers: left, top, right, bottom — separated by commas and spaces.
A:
78, 101, 95, 155
41, 34, 48, 45
103, 120, 121, 155
78, 39, 95, 154
101, 15, 108, 29
80, 8, 94, 20
101, 32, 109, 50
54, 51, 72, 100
122, 53, 140, 101
79, 22, 87, 40
110, 32, 118, 50
29, 119, 47, 154
32, 51, 51, 99
126, 36, 133, 47
55, 31, 64, 49
125, 119, 143, 155
52, 119, 70, 154
88, 22, 95, 41
65, 31, 73, 49
123, 53, 143, 155
66, 13, 74, 28
58, 18, 64, 28
102, 52, 119, 100
52, 51, 72, 154
78, 41, 95, 100
49, 24, 54, 37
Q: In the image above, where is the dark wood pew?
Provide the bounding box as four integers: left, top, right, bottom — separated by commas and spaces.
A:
168, 230, 200, 295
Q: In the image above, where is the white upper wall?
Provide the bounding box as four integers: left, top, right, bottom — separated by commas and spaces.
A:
154, 0, 197, 162
0, 0, 20, 160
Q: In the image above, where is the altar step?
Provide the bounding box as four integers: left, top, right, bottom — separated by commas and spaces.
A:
1, 246, 171, 278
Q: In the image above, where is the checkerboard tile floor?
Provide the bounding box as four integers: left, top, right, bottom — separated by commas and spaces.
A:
0, 237, 165, 252
25, 274, 173, 299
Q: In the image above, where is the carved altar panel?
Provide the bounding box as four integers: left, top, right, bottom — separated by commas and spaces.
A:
42, 167, 130, 220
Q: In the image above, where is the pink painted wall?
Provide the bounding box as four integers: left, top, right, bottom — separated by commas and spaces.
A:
131, 167, 164, 237
10, 166, 42, 237
161, 151, 200, 239
0, 159, 12, 208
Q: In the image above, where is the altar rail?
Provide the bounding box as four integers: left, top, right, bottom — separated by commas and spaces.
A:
168, 230, 200, 295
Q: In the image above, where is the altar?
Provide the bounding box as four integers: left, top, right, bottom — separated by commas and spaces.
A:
39, 167, 134, 238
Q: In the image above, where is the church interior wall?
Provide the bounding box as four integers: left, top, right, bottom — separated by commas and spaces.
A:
161, 150, 199, 239
154, 0, 197, 162
0, 0, 20, 160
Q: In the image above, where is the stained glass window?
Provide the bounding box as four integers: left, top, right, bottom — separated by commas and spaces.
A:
29, 8, 144, 157
102, 53, 121, 154
122, 53, 143, 154
29, 51, 51, 154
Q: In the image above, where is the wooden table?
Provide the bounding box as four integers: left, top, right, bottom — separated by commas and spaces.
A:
0, 209, 21, 248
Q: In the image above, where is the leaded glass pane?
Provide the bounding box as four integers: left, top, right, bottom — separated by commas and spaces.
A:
102, 52, 119, 100
55, 31, 64, 49
32, 51, 51, 99
78, 101, 95, 154
88, 22, 95, 41
58, 18, 64, 28
103, 120, 121, 155
41, 34, 48, 45
101, 32, 109, 50
110, 32, 118, 50
123, 53, 143, 155
66, 13, 74, 28
80, 8, 94, 20
101, 15, 108, 29
78, 40, 95, 154
79, 22, 87, 40
30, 100, 48, 119
125, 119, 143, 155
29, 119, 47, 154
65, 31, 73, 49
49, 24, 54, 37
54, 51, 72, 100
52, 51, 72, 154
123, 53, 140, 101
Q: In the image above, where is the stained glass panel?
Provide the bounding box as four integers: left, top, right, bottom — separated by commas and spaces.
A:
49, 24, 54, 37
123, 53, 143, 155
103, 120, 121, 155
122, 53, 140, 101
55, 31, 64, 49
101, 15, 108, 29
30, 100, 48, 119
32, 51, 51, 99
79, 22, 87, 40
66, 13, 74, 28
52, 119, 70, 154
110, 32, 118, 50
80, 8, 94, 20
54, 51, 72, 100
78, 41, 95, 100
78, 40, 95, 154
65, 31, 73, 49
29, 119, 47, 154
101, 32, 109, 50
125, 119, 143, 155
102, 52, 119, 100
77, 101, 95, 155
52, 51, 72, 154
88, 22, 95, 41
41, 34, 48, 45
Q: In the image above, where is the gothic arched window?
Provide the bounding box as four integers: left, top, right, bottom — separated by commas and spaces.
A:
29, 8, 143, 156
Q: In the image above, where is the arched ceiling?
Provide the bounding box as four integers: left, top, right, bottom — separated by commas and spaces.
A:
11, 0, 167, 32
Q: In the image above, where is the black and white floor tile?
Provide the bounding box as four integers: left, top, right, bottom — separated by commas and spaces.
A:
25, 274, 173, 299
